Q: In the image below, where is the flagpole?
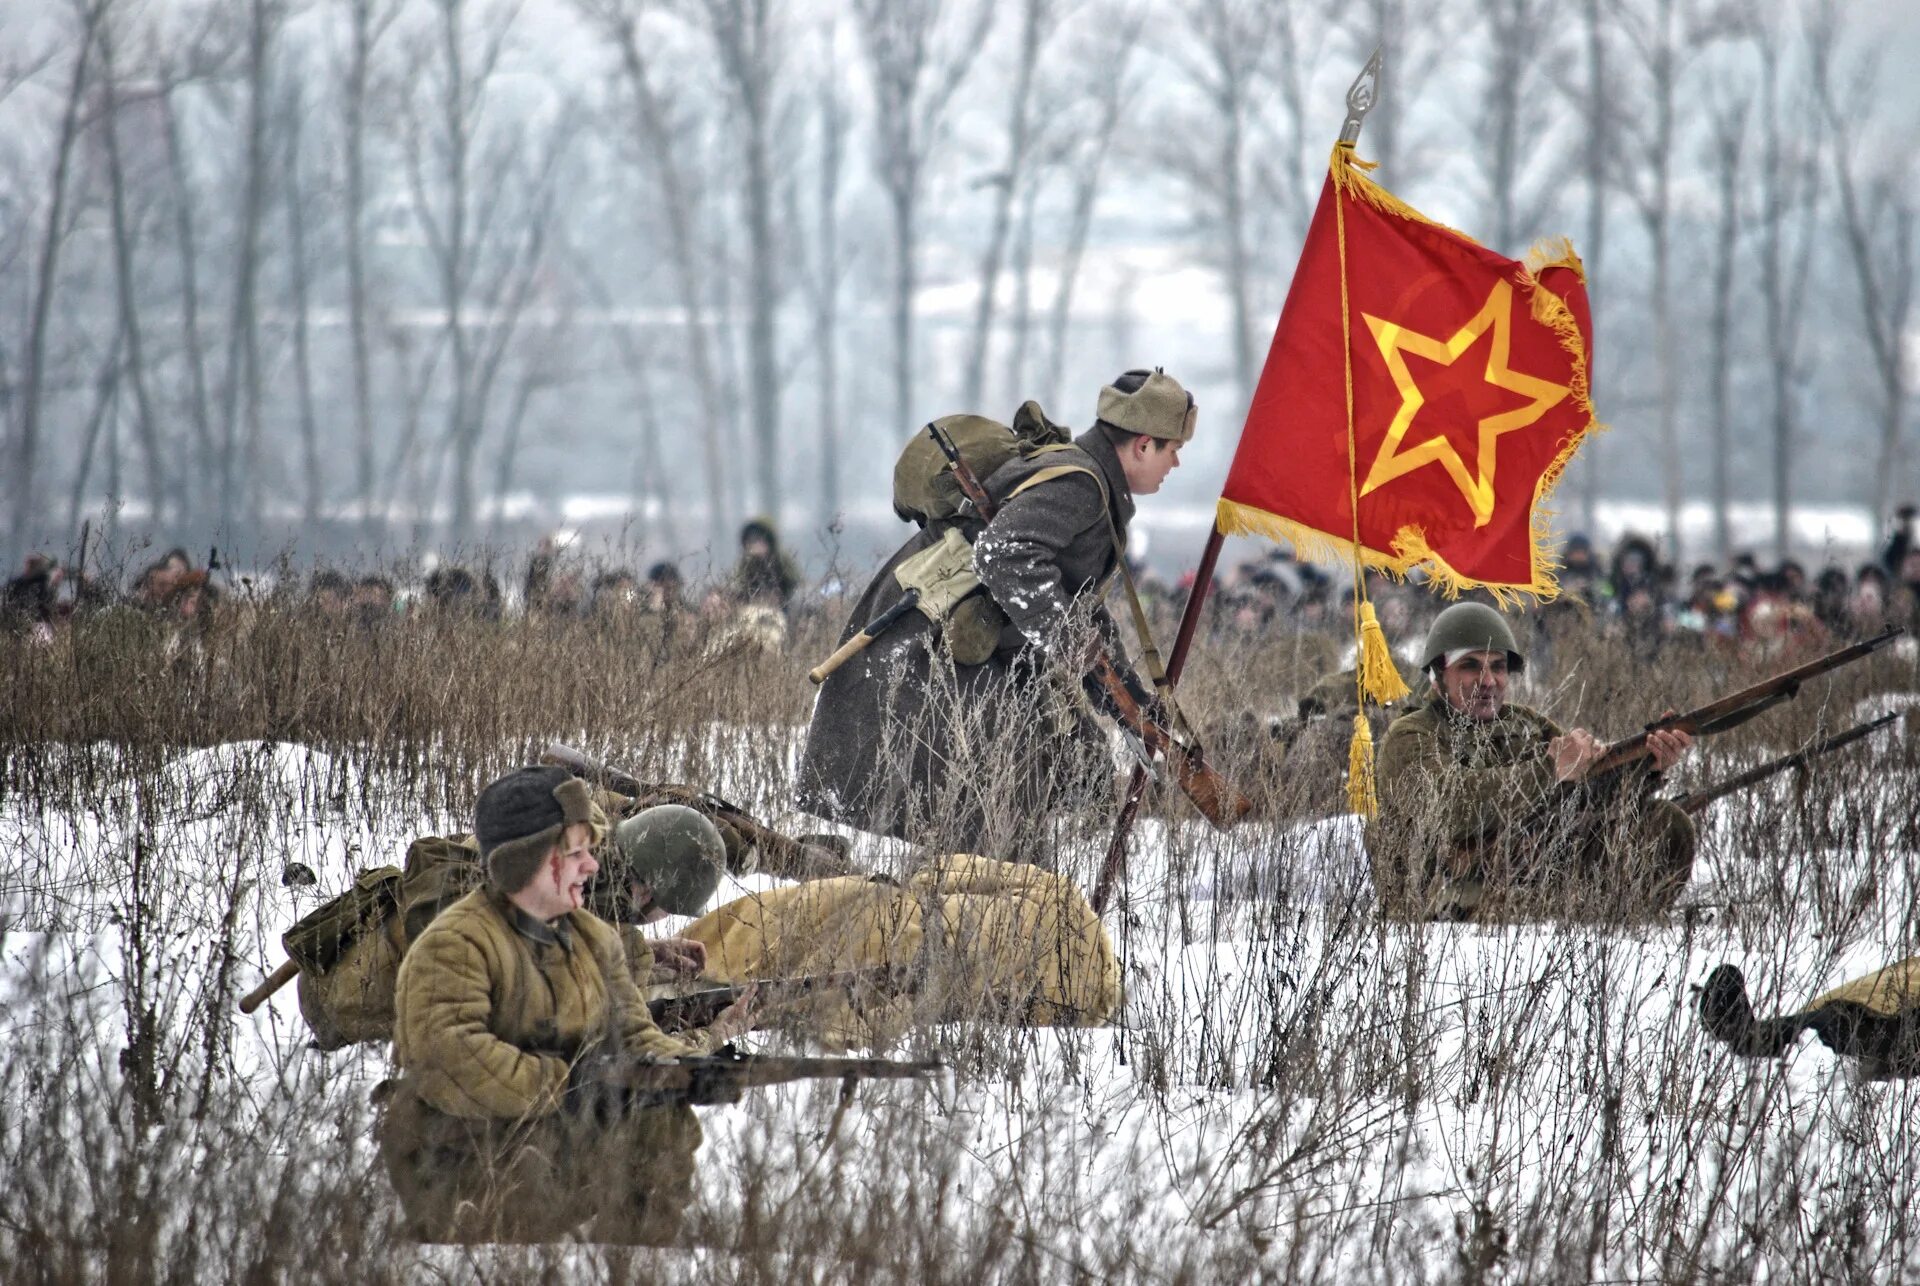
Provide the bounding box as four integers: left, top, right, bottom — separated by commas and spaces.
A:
1089, 47, 1383, 916
1090, 523, 1225, 914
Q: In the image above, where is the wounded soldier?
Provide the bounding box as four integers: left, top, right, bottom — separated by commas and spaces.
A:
1700, 958, 1920, 1081
374, 767, 755, 1244
287, 796, 738, 1052
678, 855, 1121, 1050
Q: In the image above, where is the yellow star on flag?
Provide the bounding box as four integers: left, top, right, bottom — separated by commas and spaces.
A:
1358, 279, 1570, 527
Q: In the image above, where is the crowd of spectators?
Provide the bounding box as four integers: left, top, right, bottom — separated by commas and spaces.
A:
7, 508, 1919, 675
1188, 505, 1920, 677
0, 517, 819, 658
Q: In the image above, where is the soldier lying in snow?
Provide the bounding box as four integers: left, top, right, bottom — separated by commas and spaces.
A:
679, 855, 1121, 1051
1699, 959, 1920, 1081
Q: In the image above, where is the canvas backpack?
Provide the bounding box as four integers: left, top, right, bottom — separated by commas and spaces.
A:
289, 835, 485, 1050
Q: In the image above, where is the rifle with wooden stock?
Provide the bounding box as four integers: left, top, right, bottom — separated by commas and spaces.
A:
926, 421, 1252, 831
568, 1048, 942, 1109
540, 742, 863, 880
1669, 711, 1903, 815
648, 965, 917, 1032
1578, 626, 1905, 784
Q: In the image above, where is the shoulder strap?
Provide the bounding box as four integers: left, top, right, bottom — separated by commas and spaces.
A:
1004, 459, 1098, 502
996, 457, 1180, 714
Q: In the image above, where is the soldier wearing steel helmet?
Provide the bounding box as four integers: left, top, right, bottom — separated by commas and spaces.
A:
1369, 601, 1697, 920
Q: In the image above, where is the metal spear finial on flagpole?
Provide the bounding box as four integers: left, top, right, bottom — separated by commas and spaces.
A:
1091, 47, 1387, 916
1340, 47, 1383, 146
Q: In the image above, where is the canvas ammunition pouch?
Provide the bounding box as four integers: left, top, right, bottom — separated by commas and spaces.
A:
284, 865, 405, 976
288, 866, 406, 1050
891, 528, 997, 666
891, 452, 1118, 668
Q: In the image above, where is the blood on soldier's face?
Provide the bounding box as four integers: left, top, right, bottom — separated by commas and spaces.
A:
1439, 650, 1509, 722
545, 823, 598, 915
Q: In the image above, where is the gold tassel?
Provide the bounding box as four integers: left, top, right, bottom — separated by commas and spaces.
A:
1346, 713, 1378, 817
1357, 600, 1411, 704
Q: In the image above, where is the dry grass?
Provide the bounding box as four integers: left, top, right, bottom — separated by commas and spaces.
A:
3, 580, 1918, 1282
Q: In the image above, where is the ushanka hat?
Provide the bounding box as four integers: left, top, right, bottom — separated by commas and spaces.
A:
1095, 368, 1196, 444
474, 765, 597, 893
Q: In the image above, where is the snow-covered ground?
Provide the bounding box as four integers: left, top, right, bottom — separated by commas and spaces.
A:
4, 728, 1919, 1278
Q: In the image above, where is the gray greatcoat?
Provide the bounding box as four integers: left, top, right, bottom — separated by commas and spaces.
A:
796, 427, 1146, 858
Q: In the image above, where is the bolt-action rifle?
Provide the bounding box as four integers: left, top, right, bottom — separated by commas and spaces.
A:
569, 1048, 941, 1109
648, 965, 917, 1032
1578, 626, 1906, 784
1669, 712, 1903, 815
926, 421, 1252, 831
540, 742, 863, 881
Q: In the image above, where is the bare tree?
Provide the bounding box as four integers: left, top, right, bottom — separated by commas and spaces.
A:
694, 0, 787, 522
997, 166, 1041, 401
8, 0, 106, 557
1812, 8, 1915, 539
1702, 77, 1747, 560
1041, 4, 1145, 410
158, 55, 220, 520
1752, 6, 1822, 559
1571, 0, 1614, 532
1611, 0, 1718, 560
1471, 0, 1566, 255
793, 19, 850, 521
96, 9, 171, 527
215, 0, 283, 535
279, 62, 324, 527
402, 0, 573, 543
1339, 0, 1446, 188
1158, 0, 1295, 406
959, 0, 1059, 410
577, 0, 731, 552
852, 0, 993, 433
337, 0, 402, 536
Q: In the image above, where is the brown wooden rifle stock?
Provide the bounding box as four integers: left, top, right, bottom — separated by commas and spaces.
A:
809, 590, 922, 684
927, 421, 1251, 831
1582, 626, 1905, 782
239, 959, 300, 1013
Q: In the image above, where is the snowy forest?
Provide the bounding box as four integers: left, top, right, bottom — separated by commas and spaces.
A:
0, 0, 1914, 573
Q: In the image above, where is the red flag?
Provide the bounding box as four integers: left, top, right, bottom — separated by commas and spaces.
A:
1219, 150, 1597, 601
